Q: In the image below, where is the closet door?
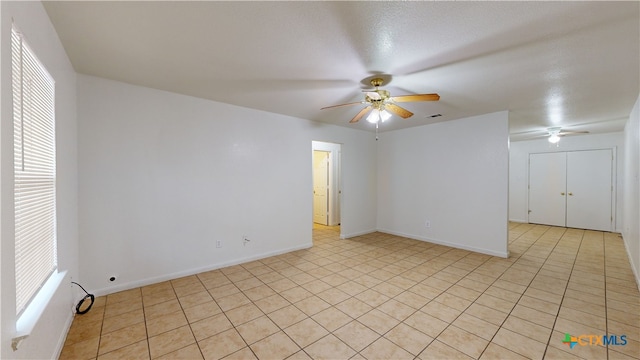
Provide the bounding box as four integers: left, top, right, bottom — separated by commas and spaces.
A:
566, 149, 612, 231
528, 152, 567, 227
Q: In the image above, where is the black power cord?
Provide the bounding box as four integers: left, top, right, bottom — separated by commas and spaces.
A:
71, 282, 95, 315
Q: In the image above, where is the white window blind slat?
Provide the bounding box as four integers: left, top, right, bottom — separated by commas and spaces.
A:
12, 26, 57, 316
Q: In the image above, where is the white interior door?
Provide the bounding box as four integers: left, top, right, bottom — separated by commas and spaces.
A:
529, 152, 567, 227
566, 149, 613, 231
313, 151, 329, 225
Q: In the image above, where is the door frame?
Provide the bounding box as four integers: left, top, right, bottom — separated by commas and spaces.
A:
312, 141, 341, 226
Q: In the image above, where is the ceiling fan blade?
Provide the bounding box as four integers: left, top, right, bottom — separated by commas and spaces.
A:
528, 133, 549, 139
350, 106, 372, 123
559, 130, 589, 135
385, 103, 413, 119
321, 101, 364, 110
391, 94, 440, 102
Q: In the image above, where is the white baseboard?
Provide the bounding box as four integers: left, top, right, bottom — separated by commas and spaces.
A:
340, 229, 377, 239
376, 228, 509, 258
508, 218, 528, 224
91, 242, 313, 296
621, 233, 640, 291
54, 311, 74, 359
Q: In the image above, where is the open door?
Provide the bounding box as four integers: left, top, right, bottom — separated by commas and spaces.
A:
312, 141, 341, 227
313, 150, 329, 225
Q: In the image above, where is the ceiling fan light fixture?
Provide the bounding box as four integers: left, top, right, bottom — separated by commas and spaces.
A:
366, 109, 391, 123
380, 109, 392, 122
366, 109, 380, 123
548, 133, 561, 143
547, 127, 562, 143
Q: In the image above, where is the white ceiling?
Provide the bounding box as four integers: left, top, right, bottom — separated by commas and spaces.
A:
43, 1, 639, 140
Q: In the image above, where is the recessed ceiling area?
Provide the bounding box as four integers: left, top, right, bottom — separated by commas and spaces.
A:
42, 1, 639, 140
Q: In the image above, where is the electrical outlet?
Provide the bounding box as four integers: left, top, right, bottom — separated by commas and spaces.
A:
425, 220, 431, 228
216, 240, 222, 248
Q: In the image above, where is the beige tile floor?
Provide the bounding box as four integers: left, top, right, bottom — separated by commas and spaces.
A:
60, 223, 640, 360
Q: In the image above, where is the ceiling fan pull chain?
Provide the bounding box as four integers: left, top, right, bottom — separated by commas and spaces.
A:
376, 122, 379, 141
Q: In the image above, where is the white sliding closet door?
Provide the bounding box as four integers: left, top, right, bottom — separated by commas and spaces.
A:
566, 149, 613, 231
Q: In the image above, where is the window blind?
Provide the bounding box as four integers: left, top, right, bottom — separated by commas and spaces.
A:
12, 26, 58, 316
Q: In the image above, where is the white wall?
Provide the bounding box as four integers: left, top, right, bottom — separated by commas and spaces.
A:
509, 132, 624, 231
622, 95, 639, 287
376, 111, 510, 257
1, 2, 78, 359
77, 75, 377, 295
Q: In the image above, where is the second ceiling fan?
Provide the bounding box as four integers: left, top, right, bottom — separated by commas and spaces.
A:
321, 78, 440, 124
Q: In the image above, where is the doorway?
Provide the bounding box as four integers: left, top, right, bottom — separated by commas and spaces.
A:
312, 141, 341, 228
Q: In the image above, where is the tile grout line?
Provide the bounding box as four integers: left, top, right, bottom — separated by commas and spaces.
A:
415, 256, 500, 354
300, 231, 362, 359
271, 236, 485, 358
345, 224, 545, 358
458, 225, 542, 353
216, 267, 265, 359
287, 254, 393, 357
360, 243, 500, 357
262, 261, 339, 359
232, 252, 362, 358
347, 225, 557, 359
603, 231, 609, 360
344, 250, 497, 358
183, 275, 211, 360
96, 303, 105, 359
540, 227, 584, 359
396, 252, 497, 358
282, 236, 421, 356
475, 225, 568, 360
141, 287, 152, 360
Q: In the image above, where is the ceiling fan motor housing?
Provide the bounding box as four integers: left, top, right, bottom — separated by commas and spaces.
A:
370, 78, 384, 87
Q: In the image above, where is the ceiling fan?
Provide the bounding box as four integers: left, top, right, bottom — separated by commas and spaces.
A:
533, 127, 589, 143
321, 78, 440, 124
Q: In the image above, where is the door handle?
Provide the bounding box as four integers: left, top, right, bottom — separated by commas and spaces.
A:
568, 192, 573, 196
561, 192, 565, 196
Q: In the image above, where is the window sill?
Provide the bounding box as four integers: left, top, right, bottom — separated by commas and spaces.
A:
12, 270, 67, 351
